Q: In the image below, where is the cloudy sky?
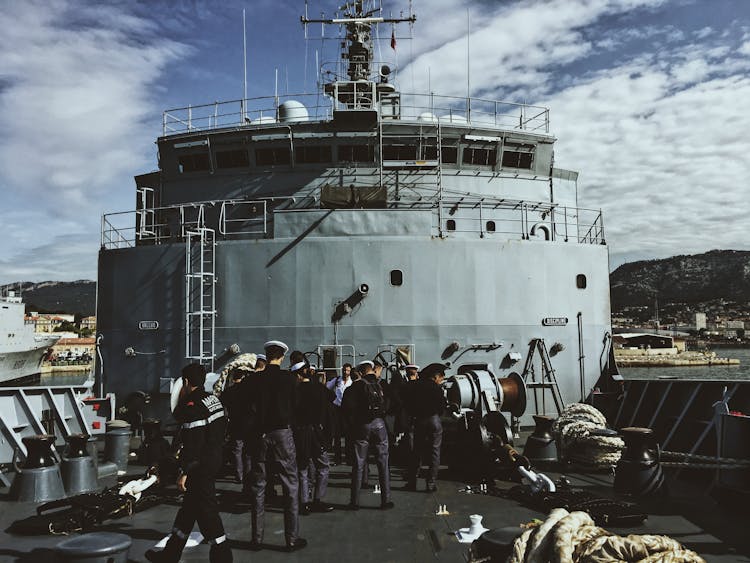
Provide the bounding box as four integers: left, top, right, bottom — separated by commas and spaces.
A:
0, 0, 748, 284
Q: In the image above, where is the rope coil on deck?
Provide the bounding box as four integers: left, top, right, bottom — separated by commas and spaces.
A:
509, 508, 706, 563
553, 404, 624, 470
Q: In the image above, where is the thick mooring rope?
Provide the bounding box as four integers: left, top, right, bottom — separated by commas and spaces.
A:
553, 403, 624, 470
212, 352, 257, 397
509, 508, 706, 563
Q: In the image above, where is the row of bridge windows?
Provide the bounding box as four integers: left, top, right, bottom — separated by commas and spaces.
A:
176, 142, 534, 173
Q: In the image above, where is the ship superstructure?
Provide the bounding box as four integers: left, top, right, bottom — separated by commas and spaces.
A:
0, 291, 59, 384
97, 1, 613, 421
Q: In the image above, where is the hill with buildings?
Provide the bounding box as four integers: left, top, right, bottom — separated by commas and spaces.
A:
610, 250, 750, 327
1, 281, 96, 318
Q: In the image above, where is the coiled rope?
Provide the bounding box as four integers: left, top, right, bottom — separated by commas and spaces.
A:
553, 403, 624, 470
212, 353, 257, 397
509, 508, 705, 563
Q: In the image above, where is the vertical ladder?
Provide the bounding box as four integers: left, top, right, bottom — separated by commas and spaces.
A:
521, 338, 564, 416
185, 227, 216, 370
436, 123, 444, 237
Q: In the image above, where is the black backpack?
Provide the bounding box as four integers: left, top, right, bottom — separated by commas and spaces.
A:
364, 380, 385, 419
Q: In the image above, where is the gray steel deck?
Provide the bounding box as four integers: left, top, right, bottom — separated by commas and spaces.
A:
1, 446, 748, 562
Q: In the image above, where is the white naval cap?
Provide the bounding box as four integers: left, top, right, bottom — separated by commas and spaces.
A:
263, 340, 289, 353
356, 360, 374, 370
256, 354, 267, 361
290, 361, 307, 372
404, 364, 420, 370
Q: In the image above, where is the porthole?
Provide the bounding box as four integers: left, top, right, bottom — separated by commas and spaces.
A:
446, 219, 456, 231
486, 220, 496, 232
576, 274, 587, 289
390, 269, 403, 286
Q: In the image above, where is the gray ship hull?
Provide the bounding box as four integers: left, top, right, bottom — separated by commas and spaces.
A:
97, 228, 611, 421
0, 343, 50, 384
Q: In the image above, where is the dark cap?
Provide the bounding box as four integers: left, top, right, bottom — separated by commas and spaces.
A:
182, 363, 207, 386
420, 362, 447, 380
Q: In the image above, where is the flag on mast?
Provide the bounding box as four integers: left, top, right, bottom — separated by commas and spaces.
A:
391, 28, 396, 50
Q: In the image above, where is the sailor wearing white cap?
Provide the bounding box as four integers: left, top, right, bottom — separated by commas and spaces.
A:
404, 364, 420, 380
247, 340, 307, 552
255, 354, 267, 372
264, 340, 289, 353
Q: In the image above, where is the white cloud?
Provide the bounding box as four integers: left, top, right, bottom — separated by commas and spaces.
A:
399, 0, 750, 265
0, 0, 189, 283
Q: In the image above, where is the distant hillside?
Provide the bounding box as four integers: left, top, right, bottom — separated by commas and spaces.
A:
1, 281, 96, 317
610, 250, 750, 312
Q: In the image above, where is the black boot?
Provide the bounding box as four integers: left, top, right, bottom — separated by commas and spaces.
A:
145, 533, 187, 563
209, 542, 233, 563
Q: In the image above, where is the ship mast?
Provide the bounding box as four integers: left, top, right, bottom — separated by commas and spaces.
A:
302, 1, 415, 106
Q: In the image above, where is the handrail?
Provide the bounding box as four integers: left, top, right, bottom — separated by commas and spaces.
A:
101, 195, 605, 249
161, 91, 550, 136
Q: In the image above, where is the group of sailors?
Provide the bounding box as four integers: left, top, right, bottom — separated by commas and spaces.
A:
146, 340, 449, 563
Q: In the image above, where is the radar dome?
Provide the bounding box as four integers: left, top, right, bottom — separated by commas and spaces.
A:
417, 112, 438, 123
278, 100, 309, 123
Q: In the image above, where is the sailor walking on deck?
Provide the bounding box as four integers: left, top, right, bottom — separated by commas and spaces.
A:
146, 363, 232, 563
342, 360, 394, 510
327, 362, 353, 465
246, 341, 308, 552
406, 363, 447, 493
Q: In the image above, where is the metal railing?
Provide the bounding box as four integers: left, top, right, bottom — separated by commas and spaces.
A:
102, 194, 604, 250
162, 92, 550, 136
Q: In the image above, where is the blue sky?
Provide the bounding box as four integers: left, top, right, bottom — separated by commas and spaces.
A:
1, 0, 749, 283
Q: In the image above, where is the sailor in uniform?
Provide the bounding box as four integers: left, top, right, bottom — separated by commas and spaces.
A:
220, 363, 254, 484
146, 363, 232, 563
341, 360, 394, 510
246, 341, 308, 552
292, 361, 336, 515
406, 363, 447, 493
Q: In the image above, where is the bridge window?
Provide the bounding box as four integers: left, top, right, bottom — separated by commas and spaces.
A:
446, 219, 456, 231
382, 144, 417, 160
502, 142, 534, 169
178, 153, 210, 173
577, 274, 587, 289
216, 149, 249, 169
486, 220, 496, 232
338, 144, 375, 163
463, 147, 497, 166
296, 145, 332, 164
390, 270, 403, 286
256, 147, 290, 166
422, 143, 458, 164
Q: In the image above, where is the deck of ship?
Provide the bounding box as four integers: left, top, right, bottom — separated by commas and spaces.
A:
1, 436, 748, 562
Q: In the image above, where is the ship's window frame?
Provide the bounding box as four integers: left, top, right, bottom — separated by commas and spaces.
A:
420, 139, 458, 164
501, 142, 535, 170
486, 220, 496, 232
177, 152, 211, 173
390, 269, 403, 287
576, 274, 587, 289
215, 148, 250, 169
255, 146, 291, 166
338, 143, 375, 163
462, 145, 497, 167
446, 219, 456, 231
381, 143, 417, 161
295, 144, 333, 165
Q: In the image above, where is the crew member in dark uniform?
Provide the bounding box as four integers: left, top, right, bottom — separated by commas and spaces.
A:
220, 364, 254, 484
406, 363, 447, 492
146, 363, 232, 563
292, 360, 336, 515
246, 341, 307, 552
342, 361, 394, 510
